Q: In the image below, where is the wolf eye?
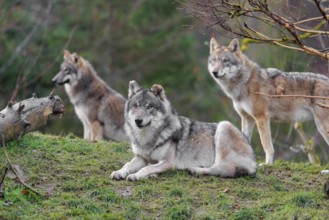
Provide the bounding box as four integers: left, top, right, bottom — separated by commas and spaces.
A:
133, 103, 138, 108
222, 58, 229, 63
64, 68, 69, 74
146, 105, 153, 110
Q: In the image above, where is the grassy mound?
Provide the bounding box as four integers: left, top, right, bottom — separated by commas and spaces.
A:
0, 133, 329, 219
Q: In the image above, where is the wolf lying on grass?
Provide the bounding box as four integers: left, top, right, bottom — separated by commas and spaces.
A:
53, 50, 128, 142
110, 81, 257, 181
208, 37, 329, 171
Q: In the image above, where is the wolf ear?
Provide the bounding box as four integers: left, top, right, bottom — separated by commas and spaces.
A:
71, 53, 80, 64
128, 80, 141, 99
210, 37, 221, 53
150, 84, 166, 101
228, 38, 240, 52
64, 50, 71, 60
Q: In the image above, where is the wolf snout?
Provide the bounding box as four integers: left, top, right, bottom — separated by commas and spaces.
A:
212, 71, 219, 78
212, 71, 225, 78
52, 76, 58, 84
52, 74, 70, 85
135, 119, 143, 127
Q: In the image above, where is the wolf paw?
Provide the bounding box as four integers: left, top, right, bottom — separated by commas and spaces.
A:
258, 162, 270, 167
110, 170, 128, 180
321, 170, 329, 175
126, 174, 140, 182
149, 174, 158, 178
188, 167, 203, 175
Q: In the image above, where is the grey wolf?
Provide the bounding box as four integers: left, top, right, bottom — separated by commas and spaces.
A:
208, 37, 329, 166
52, 50, 128, 142
110, 81, 257, 181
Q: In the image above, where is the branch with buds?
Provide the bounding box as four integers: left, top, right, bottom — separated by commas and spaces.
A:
179, 0, 329, 59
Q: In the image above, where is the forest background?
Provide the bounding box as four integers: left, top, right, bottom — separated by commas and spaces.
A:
1, 0, 329, 163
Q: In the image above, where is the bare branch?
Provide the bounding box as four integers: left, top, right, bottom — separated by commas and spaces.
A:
293, 22, 329, 36
2, 140, 44, 197
294, 15, 329, 25
22, 26, 78, 88
243, 22, 304, 51
316, 102, 329, 109
179, 0, 329, 59
0, 23, 40, 75
313, 0, 328, 21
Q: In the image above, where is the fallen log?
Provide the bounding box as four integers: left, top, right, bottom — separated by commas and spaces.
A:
0, 102, 29, 142
18, 91, 64, 134
0, 91, 65, 142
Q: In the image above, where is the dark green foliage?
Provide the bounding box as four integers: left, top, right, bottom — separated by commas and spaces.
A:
0, 0, 225, 139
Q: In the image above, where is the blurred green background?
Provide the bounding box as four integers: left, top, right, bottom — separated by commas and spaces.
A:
1, 0, 328, 163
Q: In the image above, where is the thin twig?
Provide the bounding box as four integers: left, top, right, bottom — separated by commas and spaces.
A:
22, 26, 78, 88
294, 24, 329, 36
0, 166, 8, 186
294, 15, 329, 25
9, 74, 26, 102
293, 123, 319, 164
250, 90, 329, 100
313, 0, 328, 22
0, 20, 40, 75
0, 166, 7, 198
1, 139, 44, 197
244, 23, 304, 51
316, 102, 329, 109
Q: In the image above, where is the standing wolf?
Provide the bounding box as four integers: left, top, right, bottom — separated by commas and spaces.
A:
110, 81, 257, 181
207, 37, 329, 165
52, 50, 128, 142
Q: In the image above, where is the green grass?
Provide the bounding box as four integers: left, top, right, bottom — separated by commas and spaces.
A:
1, 133, 329, 219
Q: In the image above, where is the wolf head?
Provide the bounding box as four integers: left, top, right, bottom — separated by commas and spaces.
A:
208, 38, 246, 81
52, 50, 86, 86
125, 81, 172, 130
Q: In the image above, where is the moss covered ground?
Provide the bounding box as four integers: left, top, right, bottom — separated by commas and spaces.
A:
0, 133, 329, 219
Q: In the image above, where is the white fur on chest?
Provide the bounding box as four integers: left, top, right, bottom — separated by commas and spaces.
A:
64, 84, 90, 123
132, 142, 171, 162
64, 84, 77, 103
233, 98, 253, 116
74, 105, 90, 125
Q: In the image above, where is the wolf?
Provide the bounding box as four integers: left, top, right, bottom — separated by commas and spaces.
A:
52, 50, 129, 142
207, 37, 329, 167
110, 81, 257, 181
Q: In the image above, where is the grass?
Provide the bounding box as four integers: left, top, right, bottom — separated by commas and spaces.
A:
1, 133, 329, 219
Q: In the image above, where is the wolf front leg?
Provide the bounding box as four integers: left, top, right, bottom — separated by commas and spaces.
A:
82, 121, 91, 140
110, 156, 147, 180
255, 116, 274, 165
240, 112, 255, 142
126, 144, 176, 181
234, 103, 255, 142
126, 160, 174, 181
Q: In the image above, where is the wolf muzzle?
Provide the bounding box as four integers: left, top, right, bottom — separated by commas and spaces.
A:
135, 119, 151, 129
52, 74, 70, 85
212, 71, 225, 78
